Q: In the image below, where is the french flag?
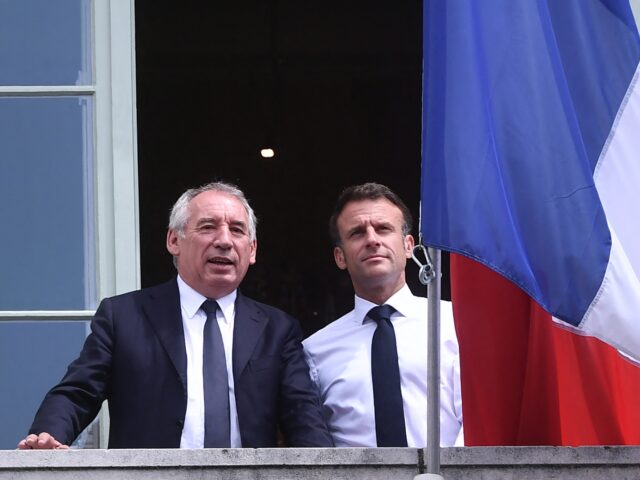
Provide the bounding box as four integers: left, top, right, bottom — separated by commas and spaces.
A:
422, 1, 640, 444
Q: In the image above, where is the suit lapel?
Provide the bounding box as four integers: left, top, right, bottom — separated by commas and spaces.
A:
141, 278, 188, 390
232, 293, 268, 379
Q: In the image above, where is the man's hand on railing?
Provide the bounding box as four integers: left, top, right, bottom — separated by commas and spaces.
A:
17, 433, 69, 450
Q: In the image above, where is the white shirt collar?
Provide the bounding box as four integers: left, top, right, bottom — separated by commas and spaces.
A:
353, 284, 416, 324
176, 275, 237, 323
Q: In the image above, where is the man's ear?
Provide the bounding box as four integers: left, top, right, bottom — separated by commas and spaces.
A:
166, 229, 180, 256
404, 234, 415, 258
249, 239, 257, 265
334, 246, 347, 270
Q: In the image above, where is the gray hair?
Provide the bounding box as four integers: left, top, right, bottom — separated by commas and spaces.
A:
168, 181, 258, 242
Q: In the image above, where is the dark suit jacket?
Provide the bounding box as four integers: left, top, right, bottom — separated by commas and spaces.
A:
29, 278, 332, 448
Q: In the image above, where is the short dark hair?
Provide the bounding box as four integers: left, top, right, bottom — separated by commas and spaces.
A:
329, 182, 413, 246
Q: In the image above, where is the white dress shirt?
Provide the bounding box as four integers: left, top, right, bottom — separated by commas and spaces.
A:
177, 275, 242, 448
303, 285, 463, 447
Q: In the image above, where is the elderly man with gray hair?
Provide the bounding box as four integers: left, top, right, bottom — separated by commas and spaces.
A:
19, 181, 332, 450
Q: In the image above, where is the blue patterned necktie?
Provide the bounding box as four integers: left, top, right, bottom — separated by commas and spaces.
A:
369, 304, 408, 447
201, 299, 230, 448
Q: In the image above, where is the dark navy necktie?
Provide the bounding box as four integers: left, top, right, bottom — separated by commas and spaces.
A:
201, 299, 231, 448
369, 304, 408, 447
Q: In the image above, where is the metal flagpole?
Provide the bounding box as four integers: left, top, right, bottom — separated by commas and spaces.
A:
411, 244, 444, 480
425, 247, 442, 477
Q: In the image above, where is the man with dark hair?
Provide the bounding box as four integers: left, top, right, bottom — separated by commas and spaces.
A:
19, 181, 332, 450
304, 182, 463, 447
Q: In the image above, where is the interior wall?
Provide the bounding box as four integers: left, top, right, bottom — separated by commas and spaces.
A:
135, 0, 448, 335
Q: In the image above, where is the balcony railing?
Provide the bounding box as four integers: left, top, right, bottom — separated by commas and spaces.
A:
2, 446, 640, 479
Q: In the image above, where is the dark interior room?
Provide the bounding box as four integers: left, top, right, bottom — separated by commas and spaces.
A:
134, 0, 448, 335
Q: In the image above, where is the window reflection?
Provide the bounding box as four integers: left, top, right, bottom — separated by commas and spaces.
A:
0, 0, 91, 86
0, 321, 89, 449
0, 97, 95, 310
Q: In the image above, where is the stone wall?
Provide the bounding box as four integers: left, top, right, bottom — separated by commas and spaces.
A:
2, 446, 640, 480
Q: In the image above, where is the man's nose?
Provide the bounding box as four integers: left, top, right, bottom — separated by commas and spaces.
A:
213, 226, 232, 248
365, 226, 380, 245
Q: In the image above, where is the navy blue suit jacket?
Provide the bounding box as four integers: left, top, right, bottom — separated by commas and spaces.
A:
29, 278, 332, 448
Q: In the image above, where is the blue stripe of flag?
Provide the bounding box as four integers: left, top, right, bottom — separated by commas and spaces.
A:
421, 0, 640, 326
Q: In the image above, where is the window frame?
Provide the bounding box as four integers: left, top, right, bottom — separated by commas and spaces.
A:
0, 0, 139, 448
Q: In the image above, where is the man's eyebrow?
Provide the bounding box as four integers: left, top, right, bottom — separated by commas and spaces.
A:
373, 220, 394, 229
195, 217, 218, 226
194, 217, 248, 229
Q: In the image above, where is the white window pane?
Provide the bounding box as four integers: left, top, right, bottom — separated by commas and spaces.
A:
0, 321, 89, 449
0, 0, 91, 86
0, 97, 96, 310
